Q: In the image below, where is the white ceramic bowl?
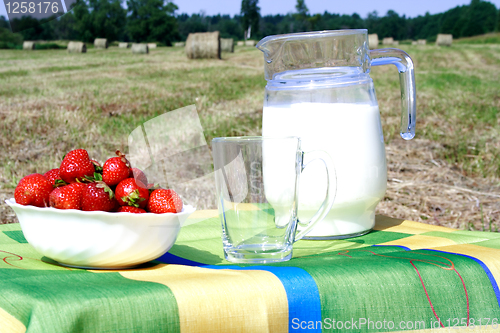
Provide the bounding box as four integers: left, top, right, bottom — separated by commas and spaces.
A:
5, 198, 195, 269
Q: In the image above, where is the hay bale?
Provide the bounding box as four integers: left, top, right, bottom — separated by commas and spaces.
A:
220, 38, 234, 53
118, 42, 129, 48
23, 41, 36, 50
67, 41, 86, 53
131, 43, 148, 54
411, 41, 418, 45
236, 41, 244, 46
418, 39, 427, 45
245, 40, 256, 46
382, 37, 394, 45
94, 38, 108, 49
174, 42, 185, 47
147, 43, 157, 49
368, 34, 378, 49
185, 31, 221, 59
393, 40, 399, 45
436, 34, 453, 46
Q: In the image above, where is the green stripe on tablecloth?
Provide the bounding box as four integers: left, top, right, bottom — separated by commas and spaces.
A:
4, 230, 28, 243
470, 239, 500, 250
168, 217, 225, 265
441, 231, 500, 250
0, 224, 29, 246
272, 247, 500, 332
451, 230, 500, 239
0, 269, 180, 333
344, 230, 411, 245
0, 231, 26, 246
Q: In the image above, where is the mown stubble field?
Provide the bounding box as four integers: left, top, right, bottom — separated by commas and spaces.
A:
0, 43, 499, 230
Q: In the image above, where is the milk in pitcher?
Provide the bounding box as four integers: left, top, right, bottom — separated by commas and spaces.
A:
262, 102, 387, 238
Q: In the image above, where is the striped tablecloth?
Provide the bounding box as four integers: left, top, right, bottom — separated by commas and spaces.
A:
0, 211, 499, 332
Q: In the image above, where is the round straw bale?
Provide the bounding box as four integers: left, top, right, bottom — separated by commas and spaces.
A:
147, 43, 157, 49
436, 34, 453, 47
67, 41, 86, 53
23, 41, 36, 50
244, 40, 256, 46
368, 34, 378, 49
412, 41, 418, 45
220, 38, 234, 53
185, 31, 221, 59
382, 37, 394, 45
174, 42, 185, 47
418, 39, 427, 45
118, 42, 130, 48
392, 40, 399, 45
236, 41, 244, 46
94, 38, 108, 49
131, 43, 148, 54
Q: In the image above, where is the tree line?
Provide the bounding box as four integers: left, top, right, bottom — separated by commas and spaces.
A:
0, 0, 498, 47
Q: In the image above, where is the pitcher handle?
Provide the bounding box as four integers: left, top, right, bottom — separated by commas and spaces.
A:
370, 48, 416, 140
294, 150, 336, 241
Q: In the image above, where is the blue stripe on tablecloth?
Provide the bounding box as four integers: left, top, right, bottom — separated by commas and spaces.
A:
424, 249, 500, 309
206, 265, 322, 332
155, 252, 205, 266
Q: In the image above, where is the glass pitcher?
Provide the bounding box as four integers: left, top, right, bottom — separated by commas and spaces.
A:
257, 29, 416, 239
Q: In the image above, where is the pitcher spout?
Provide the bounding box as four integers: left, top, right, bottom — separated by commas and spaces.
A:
255, 37, 274, 64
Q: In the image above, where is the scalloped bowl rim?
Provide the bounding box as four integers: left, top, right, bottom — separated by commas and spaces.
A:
5, 197, 196, 219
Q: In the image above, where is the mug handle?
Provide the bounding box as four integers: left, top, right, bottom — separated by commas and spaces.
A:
294, 150, 337, 241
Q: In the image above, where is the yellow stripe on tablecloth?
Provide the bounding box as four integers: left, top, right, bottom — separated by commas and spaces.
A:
379, 234, 456, 250
431, 244, 500, 286
374, 215, 455, 234
183, 209, 219, 226
188, 209, 219, 219
226, 203, 261, 211
120, 264, 288, 333
0, 307, 25, 333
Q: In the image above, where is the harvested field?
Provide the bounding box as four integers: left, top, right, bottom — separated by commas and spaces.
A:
0, 42, 499, 232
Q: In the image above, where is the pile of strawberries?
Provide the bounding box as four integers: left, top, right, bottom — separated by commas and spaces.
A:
14, 149, 183, 214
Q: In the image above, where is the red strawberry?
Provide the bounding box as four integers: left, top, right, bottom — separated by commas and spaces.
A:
115, 178, 149, 208
59, 149, 95, 183
102, 151, 130, 186
49, 183, 85, 210
81, 182, 117, 212
117, 206, 146, 214
147, 189, 183, 214
129, 168, 148, 188
43, 168, 65, 187
14, 174, 53, 207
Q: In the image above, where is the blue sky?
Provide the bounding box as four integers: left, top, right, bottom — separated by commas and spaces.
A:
1, 0, 499, 20
174, 0, 500, 18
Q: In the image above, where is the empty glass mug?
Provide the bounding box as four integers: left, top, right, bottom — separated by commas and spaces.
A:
212, 136, 336, 263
